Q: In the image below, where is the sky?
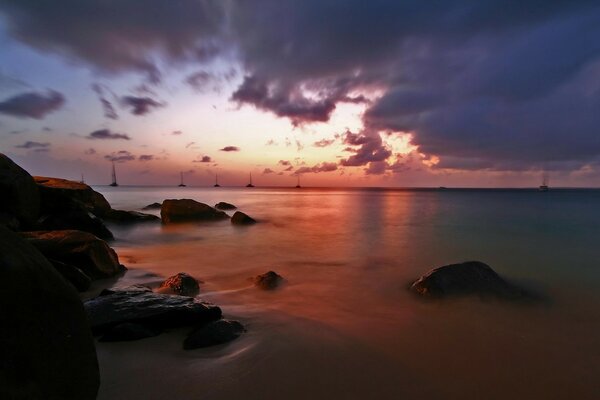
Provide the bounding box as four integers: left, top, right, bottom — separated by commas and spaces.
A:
0, 0, 599, 187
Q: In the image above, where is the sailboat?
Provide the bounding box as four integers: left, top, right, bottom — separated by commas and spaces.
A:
246, 173, 255, 188
213, 174, 220, 187
109, 162, 118, 187
539, 173, 549, 192
295, 174, 301, 188
178, 172, 187, 187
80, 173, 85, 184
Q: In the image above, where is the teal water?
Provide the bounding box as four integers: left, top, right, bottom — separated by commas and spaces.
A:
94, 187, 600, 399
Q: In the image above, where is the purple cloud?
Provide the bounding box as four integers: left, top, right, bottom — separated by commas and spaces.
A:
138, 154, 154, 161
87, 129, 131, 140
120, 96, 164, 115
15, 141, 50, 149
105, 150, 135, 162
220, 146, 240, 152
0, 90, 65, 119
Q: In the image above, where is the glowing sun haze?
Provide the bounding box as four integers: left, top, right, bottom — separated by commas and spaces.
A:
1, 1, 599, 187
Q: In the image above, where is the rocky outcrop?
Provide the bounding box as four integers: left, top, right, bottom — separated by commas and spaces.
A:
99, 322, 160, 342
0, 225, 99, 400
49, 259, 92, 292
160, 199, 228, 224
20, 230, 122, 279
410, 261, 527, 299
34, 176, 111, 217
253, 270, 283, 290
183, 319, 244, 350
84, 286, 222, 334
0, 154, 40, 227
37, 206, 113, 240
215, 202, 237, 210
231, 211, 256, 225
158, 272, 200, 296
142, 202, 162, 210
103, 209, 160, 224
0, 211, 20, 231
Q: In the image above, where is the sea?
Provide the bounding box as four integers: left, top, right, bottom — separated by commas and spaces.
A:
93, 186, 600, 400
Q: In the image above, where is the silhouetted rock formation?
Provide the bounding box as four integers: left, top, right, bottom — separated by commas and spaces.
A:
38, 205, 113, 240
142, 202, 162, 210
215, 201, 237, 210
410, 261, 527, 299
84, 286, 222, 334
183, 319, 244, 350
160, 199, 228, 223
103, 209, 160, 223
0, 154, 40, 227
34, 176, 111, 217
159, 272, 200, 296
0, 225, 99, 400
50, 259, 92, 292
253, 270, 283, 290
231, 211, 256, 225
21, 230, 122, 280
0, 211, 20, 231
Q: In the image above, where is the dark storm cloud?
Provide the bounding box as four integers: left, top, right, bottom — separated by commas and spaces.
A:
91, 83, 118, 119
87, 129, 130, 140
339, 130, 392, 167
0, 90, 65, 119
220, 146, 239, 152
105, 150, 135, 162
120, 96, 164, 116
15, 141, 50, 149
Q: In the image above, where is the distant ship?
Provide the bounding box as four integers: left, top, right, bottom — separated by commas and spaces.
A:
539, 173, 549, 192
178, 172, 187, 187
214, 174, 220, 187
109, 162, 118, 187
295, 174, 301, 188
246, 173, 255, 188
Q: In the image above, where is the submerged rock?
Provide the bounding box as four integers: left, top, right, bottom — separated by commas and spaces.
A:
410, 261, 526, 299
84, 287, 222, 334
103, 209, 160, 223
99, 322, 160, 342
183, 319, 245, 350
142, 202, 162, 210
20, 230, 121, 279
34, 176, 111, 217
0, 225, 99, 400
231, 211, 256, 225
0, 153, 40, 227
215, 201, 237, 210
253, 270, 283, 290
160, 199, 228, 224
159, 272, 200, 296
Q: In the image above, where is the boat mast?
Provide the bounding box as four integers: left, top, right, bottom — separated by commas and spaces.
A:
111, 162, 118, 186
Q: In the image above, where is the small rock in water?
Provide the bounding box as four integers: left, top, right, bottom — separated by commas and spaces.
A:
142, 202, 162, 210
215, 202, 237, 210
183, 319, 245, 350
161, 199, 228, 224
159, 272, 200, 296
231, 211, 256, 225
99, 322, 160, 342
410, 261, 527, 300
253, 270, 283, 290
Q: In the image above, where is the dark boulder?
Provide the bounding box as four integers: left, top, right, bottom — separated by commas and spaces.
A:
103, 209, 160, 224
160, 199, 228, 224
159, 272, 200, 296
0, 225, 99, 400
183, 319, 245, 350
231, 211, 256, 225
215, 202, 237, 210
38, 206, 113, 240
34, 176, 111, 217
410, 261, 526, 299
49, 259, 92, 292
84, 287, 222, 334
99, 323, 160, 342
0, 211, 20, 231
253, 270, 283, 290
0, 153, 40, 227
142, 202, 162, 210
20, 230, 121, 279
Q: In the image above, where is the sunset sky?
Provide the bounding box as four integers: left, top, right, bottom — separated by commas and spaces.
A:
1, 1, 599, 187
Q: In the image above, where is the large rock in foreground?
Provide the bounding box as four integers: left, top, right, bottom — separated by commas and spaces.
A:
37, 206, 114, 240
0, 154, 40, 227
34, 176, 111, 217
410, 261, 526, 299
84, 286, 222, 334
184, 319, 244, 350
20, 230, 122, 279
0, 225, 99, 400
161, 199, 228, 224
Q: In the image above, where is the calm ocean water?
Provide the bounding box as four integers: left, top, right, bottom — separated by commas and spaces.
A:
94, 187, 600, 400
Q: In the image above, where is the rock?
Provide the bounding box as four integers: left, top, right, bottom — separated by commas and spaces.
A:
215, 202, 237, 210
231, 211, 257, 225
183, 319, 245, 350
409, 261, 526, 299
0, 211, 20, 231
34, 176, 111, 217
142, 202, 162, 210
49, 259, 92, 292
103, 209, 160, 223
0, 153, 40, 227
38, 206, 114, 240
84, 287, 222, 334
253, 270, 283, 290
159, 272, 200, 296
160, 199, 228, 224
99, 323, 160, 342
0, 225, 99, 400
20, 230, 121, 279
